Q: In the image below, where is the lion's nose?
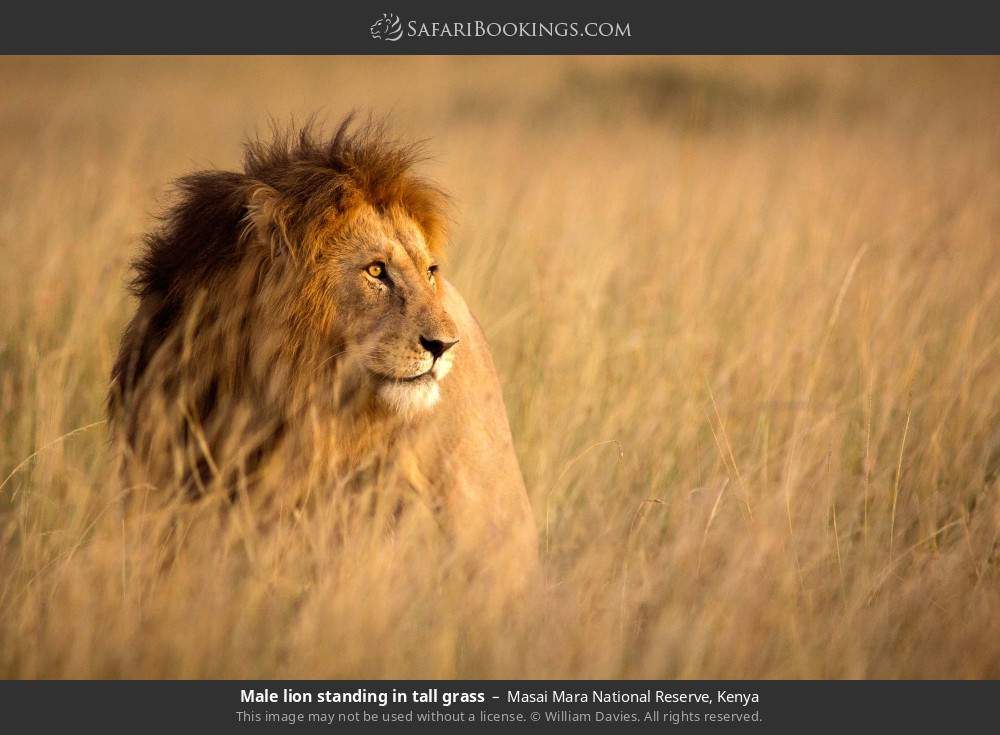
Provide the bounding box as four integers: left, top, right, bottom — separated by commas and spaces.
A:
419, 335, 459, 359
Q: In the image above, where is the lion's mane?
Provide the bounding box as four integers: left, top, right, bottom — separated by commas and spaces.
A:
109, 118, 449, 494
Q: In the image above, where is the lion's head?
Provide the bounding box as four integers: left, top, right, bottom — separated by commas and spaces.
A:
370, 13, 403, 41
239, 121, 459, 418
110, 118, 464, 489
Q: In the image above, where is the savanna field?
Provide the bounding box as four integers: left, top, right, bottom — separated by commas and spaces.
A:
1, 57, 999, 678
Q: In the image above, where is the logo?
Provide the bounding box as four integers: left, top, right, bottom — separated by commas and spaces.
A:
370, 12, 403, 41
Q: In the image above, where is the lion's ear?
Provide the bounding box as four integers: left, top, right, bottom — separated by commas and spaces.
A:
245, 184, 291, 257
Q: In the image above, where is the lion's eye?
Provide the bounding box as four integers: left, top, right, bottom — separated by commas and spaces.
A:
428, 264, 438, 283
365, 262, 385, 279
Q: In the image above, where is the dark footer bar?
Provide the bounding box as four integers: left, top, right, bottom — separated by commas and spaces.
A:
1, 680, 995, 733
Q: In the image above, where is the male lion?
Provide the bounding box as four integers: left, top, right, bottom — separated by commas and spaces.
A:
109, 119, 535, 559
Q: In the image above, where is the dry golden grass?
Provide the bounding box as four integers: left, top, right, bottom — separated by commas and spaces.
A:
1, 56, 999, 679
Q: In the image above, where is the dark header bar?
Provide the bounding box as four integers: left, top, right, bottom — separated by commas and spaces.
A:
2, 680, 998, 733
0, 0, 997, 54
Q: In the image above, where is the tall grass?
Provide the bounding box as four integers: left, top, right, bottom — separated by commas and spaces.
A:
1, 57, 999, 678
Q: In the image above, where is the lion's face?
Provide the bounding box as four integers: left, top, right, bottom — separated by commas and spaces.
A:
299, 204, 458, 418
369, 17, 388, 39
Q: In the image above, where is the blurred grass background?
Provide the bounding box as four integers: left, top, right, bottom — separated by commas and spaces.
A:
1, 56, 999, 678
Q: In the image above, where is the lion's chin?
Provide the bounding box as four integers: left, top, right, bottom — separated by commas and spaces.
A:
376, 374, 441, 419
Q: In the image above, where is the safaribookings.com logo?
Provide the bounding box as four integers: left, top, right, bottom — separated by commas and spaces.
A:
370, 13, 404, 41
369, 13, 631, 42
